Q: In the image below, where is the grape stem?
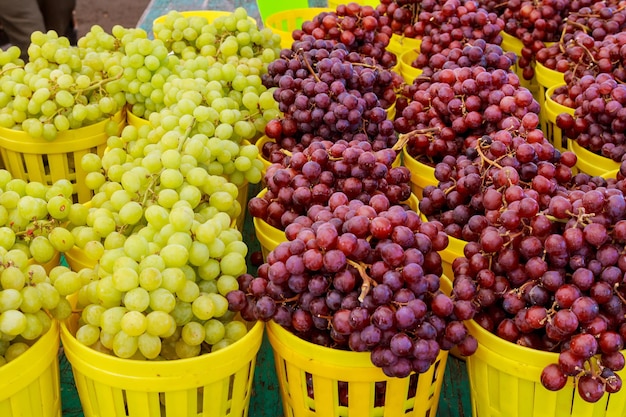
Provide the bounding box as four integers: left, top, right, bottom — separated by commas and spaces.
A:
347, 259, 377, 302
0, 64, 25, 76
392, 127, 441, 152
77, 72, 124, 94
475, 140, 504, 170
298, 48, 321, 83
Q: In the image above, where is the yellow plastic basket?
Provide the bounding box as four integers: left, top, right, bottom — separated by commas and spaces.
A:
568, 139, 620, 178
500, 32, 539, 98
0, 320, 61, 417
387, 34, 422, 58
234, 181, 249, 232
419, 212, 464, 290
255, 135, 274, 176
63, 245, 96, 272
535, 62, 565, 137
402, 147, 437, 200
399, 49, 423, 84
266, 320, 448, 417
465, 319, 626, 417
126, 109, 150, 128
60, 312, 264, 417
544, 84, 574, 152
264, 8, 333, 49
0, 110, 125, 203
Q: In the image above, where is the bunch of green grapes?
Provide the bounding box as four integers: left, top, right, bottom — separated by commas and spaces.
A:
0, 30, 126, 140
152, 8, 281, 61
67, 123, 250, 359
0, 170, 89, 366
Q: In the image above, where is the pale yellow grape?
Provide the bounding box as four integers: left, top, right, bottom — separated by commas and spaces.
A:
100, 306, 127, 334
120, 310, 148, 337
176, 280, 199, 303
83, 240, 105, 261
198, 279, 217, 295
98, 247, 125, 273
138, 333, 161, 359
160, 267, 186, 293
123, 234, 150, 261
167, 232, 192, 250
188, 241, 210, 267
96, 275, 123, 308
53, 270, 82, 296
160, 244, 189, 268
20, 313, 44, 340
25, 264, 47, 284
220, 252, 246, 277
144, 204, 169, 229
48, 227, 75, 252
103, 232, 126, 250
82, 304, 106, 327
1, 267, 25, 291
138, 267, 162, 291
171, 300, 193, 326
145, 310, 173, 336
149, 288, 176, 313
19, 286, 43, 313
50, 297, 72, 320
4, 342, 29, 362
175, 339, 201, 359
29, 236, 55, 263
100, 331, 115, 350
157, 189, 179, 208
0, 309, 27, 336
191, 293, 214, 320
207, 238, 226, 258
0, 227, 16, 249
113, 330, 138, 358
0, 289, 22, 312
181, 321, 205, 346
207, 293, 229, 318
123, 287, 150, 312
112, 267, 139, 292
224, 320, 247, 342
36, 283, 60, 310
76, 324, 100, 346
197, 259, 221, 281
169, 205, 194, 232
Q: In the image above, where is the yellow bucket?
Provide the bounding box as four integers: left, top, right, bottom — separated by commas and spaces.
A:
60, 312, 264, 417
465, 319, 626, 416
0, 320, 61, 417
500, 32, 539, 97
255, 135, 274, 176
421, 212, 465, 291
543, 85, 574, 152
126, 109, 150, 128
63, 245, 96, 272
264, 8, 333, 49
402, 147, 437, 200
535, 62, 565, 137
267, 320, 448, 417
0, 110, 125, 203
399, 48, 423, 84
568, 139, 620, 178
235, 181, 249, 232
387, 34, 422, 57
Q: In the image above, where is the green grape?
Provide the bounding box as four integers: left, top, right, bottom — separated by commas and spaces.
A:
224, 320, 248, 342
203, 319, 225, 345
113, 330, 138, 358
120, 310, 148, 336
181, 321, 205, 346
207, 293, 229, 318
76, 324, 100, 346
123, 287, 150, 312
0, 289, 22, 312
145, 310, 174, 337
112, 267, 139, 292
53, 270, 82, 296
19, 286, 43, 313
149, 288, 176, 313
137, 333, 161, 359
0, 309, 27, 336
82, 304, 106, 327
191, 293, 214, 321
48, 227, 75, 252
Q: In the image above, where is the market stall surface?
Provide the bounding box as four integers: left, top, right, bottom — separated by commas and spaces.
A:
59, 1, 473, 416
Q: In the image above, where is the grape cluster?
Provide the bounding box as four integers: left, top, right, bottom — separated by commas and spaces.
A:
0, 171, 95, 365
292, 4, 397, 69
394, 66, 539, 165
501, 0, 573, 79
536, 2, 626, 80
0, 30, 127, 140
248, 140, 412, 230
553, 73, 626, 162
231, 192, 477, 377
261, 38, 401, 152
376, 0, 442, 39
419, 130, 578, 240
411, 38, 516, 75
457, 185, 626, 401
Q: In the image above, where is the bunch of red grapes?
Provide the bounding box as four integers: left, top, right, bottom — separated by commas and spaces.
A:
248, 140, 412, 230
411, 38, 516, 75
376, 0, 443, 39
457, 183, 626, 402
393, 66, 539, 165
419, 129, 578, 240
553, 73, 626, 162
536, 2, 626, 80
292, 4, 397, 69
231, 191, 478, 378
